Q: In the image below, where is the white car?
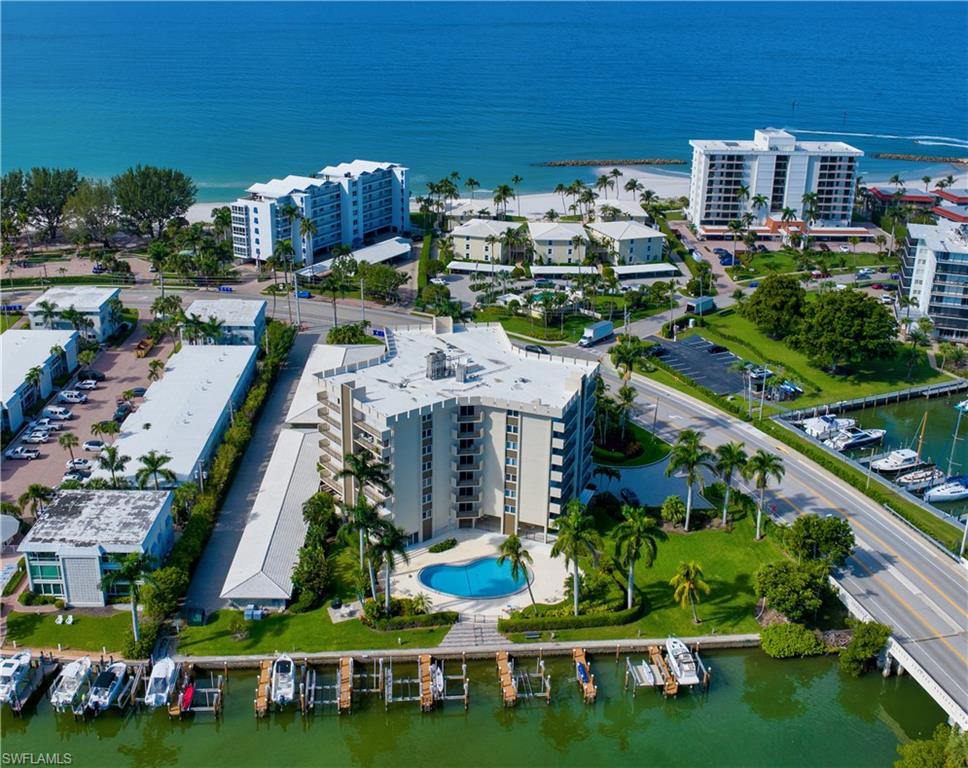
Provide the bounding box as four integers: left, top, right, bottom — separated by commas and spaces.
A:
58, 390, 88, 404
22, 432, 50, 444
76, 380, 98, 390
83, 440, 106, 452
5, 446, 40, 460
65, 458, 95, 472
430, 277, 448, 286
880, 294, 894, 305
839, 244, 850, 253
28, 418, 63, 432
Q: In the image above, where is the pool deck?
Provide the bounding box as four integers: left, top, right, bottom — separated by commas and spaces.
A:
394, 531, 568, 618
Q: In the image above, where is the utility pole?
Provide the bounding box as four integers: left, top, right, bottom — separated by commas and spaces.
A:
294, 269, 302, 327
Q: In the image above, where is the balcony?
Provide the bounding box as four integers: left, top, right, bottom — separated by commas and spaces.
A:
451, 454, 482, 472
451, 488, 481, 505
552, 436, 565, 451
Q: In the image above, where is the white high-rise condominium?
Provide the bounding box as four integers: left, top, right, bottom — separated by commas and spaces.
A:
315, 318, 598, 543
687, 128, 862, 229
231, 160, 409, 264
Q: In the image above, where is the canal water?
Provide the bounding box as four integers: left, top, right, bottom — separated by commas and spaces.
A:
0, 651, 945, 768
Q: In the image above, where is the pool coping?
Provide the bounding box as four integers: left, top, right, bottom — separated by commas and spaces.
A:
417, 556, 533, 601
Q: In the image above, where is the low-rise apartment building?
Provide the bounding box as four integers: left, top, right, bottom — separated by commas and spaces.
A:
450, 219, 524, 262
184, 299, 267, 346
586, 221, 666, 264
900, 220, 968, 340
315, 319, 598, 541
527, 222, 588, 264
27, 286, 122, 342
1, 329, 79, 433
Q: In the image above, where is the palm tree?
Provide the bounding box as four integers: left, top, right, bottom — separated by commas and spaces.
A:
465, 177, 480, 201
742, 449, 785, 540
58, 432, 79, 463
147, 359, 165, 382
665, 430, 714, 531
610, 168, 623, 198
544, 209, 559, 222
616, 384, 637, 438
714, 441, 748, 526
670, 561, 710, 623
554, 183, 568, 213
299, 216, 317, 263
135, 450, 177, 489
497, 533, 535, 605
18, 484, 54, 518
99, 445, 131, 488
371, 523, 410, 614
24, 365, 43, 393
492, 184, 514, 219
612, 335, 643, 379
613, 505, 658, 610
99, 552, 155, 642
624, 178, 643, 200
735, 184, 750, 215
780, 206, 798, 222
511, 175, 524, 216
339, 496, 382, 596
727, 220, 743, 258
550, 499, 602, 616
750, 193, 769, 221
337, 452, 392, 563
273, 239, 296, 322
34, 299, 59, 328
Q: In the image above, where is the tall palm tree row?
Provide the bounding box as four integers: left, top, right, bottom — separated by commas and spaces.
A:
714, 441, 748, 526
742, 449, 785, 540
550, 499, 601, 617
613, 505, 658, 610
665, 429, 714, 532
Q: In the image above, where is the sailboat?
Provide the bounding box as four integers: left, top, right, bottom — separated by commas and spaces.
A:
925, 476, 968, 503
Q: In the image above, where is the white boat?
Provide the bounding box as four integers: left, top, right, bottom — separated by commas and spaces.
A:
955, 399, 968, 413
665, 637, 700, 686
432, 662, 445, 698
0, 651, 33, 706
824, 427, 886, 451
897, 467, 944, 488
800, 414, 856, 440
144, 658, 178, 708
49, 656, 92, 711
88, 662, 127, 712
270, 655, 296, 707
871, 449, 925, 473
924, 477, 968, 503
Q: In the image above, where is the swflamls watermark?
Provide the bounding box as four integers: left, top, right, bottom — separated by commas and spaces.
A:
1, 754, 72, 766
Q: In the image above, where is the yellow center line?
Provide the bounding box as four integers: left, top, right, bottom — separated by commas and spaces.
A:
851, 553, 968, 666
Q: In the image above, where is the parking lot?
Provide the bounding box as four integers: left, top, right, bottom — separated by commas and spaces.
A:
1, 319, 173, 505
649, 334, 745, 395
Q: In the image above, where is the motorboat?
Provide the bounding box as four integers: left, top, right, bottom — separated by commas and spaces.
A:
824, 427, 886, 451
871, 449, 925, 473
88, 662, 127, 712
897, 467, 945, 489
270, 655, 296, 707
924, 477, 968, 503
665, 637, 700, 686
180, 680, 195, 713
144, 658, 179, 708
49, 656, 92, 711
432, 662, 445, 698
0, 651, 33, 705
955, 399, 968, 413
800, 414, 855, 440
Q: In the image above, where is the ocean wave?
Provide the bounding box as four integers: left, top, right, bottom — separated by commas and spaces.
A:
914, 140, 968, 150
788, 128, 968, 147
196, 180, 252, 189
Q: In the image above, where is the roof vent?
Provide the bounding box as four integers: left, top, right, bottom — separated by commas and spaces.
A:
426, 350, 451, 380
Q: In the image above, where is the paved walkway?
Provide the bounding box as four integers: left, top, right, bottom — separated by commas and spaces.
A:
182, 330, 319, 614
438, 620, 505, 648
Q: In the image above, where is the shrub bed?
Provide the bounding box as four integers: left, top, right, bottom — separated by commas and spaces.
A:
761, 622, 827, 658
498, 603, 642, 632
428, 538, 457, 553
2, 560, 26, 597
372, 612, 459, 631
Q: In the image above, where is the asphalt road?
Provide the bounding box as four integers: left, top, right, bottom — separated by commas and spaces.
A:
600, 363, 968, 724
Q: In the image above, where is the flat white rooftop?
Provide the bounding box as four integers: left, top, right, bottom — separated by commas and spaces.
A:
1, 329, 77, 404
18, 490, 170, 553
530, 265, 599, 276
451, 218, 525, 238
909, 220, 968, 254
319, 159, 406, 178
185, 298, 266, 326
220, 429, 320, 602
613, 262, 682, 276
690, 132, 862, 155
446, 260, 516, 274
595, 199, 654, 217
297, 237, 412, 278
527, 221, 589, 242
287, 343, 384, 425
245, 175, 330, 199
587, 220, 665, 241
95, 345, 257, 484
27, 286, 119, 314
320, 323, 597, 420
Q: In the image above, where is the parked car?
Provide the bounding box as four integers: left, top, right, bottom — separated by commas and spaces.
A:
83, 440, 106, 452
76, 379, 98, 390
524, 344, 549, 355
839, 244, 851, 253
880, 295, 894, 305
42, 406, 73, 420
58, 390, 88, 404
62, 471, 88, 483
810, 270, 831, 279
22, 432, 50, 444
28, 418, 63, 432
756, 244, 769, 253
889, 272, 901, 280
430, 277, 448, 286
65, 458, 95, 472
113, 404, 132, 422
817, 243, 831, 252
130, 387, 147, 397
5, 446, 39, 460
707, 344, 728, 354
871, 283, 884, 290
91, 264, 106, 274
712, 247, 730, 256
76, 369, 106, 382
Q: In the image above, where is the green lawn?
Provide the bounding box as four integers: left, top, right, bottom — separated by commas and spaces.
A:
728, 249, 889, 280
0, 313, 23, 332
6, 610, 134, 653
683, 310, 948, 407
475, 307, 591, 342
510, 513, 784, 642
593, 421, 671, 467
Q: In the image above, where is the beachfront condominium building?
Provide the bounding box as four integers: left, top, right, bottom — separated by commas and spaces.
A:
527, 222, 589, 264
18, 490, 174, 607
450, 219, 524, 262
316, 318, 598, 542
27, 286, 122, 343
586, 221, 666, 264
1, 329, 79, 433
687, 128, 863, 229
231, 160, 409, 264
900, 220, 968, 341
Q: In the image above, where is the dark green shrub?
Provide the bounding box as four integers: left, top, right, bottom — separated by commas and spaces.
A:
374, 612, 459, 630
840, 620, 891, 677
498, 603, 641, 632
121, 617, 161, 660
761, 623, 827, 658
428, 538, 457, 553
142, 566, 189, 619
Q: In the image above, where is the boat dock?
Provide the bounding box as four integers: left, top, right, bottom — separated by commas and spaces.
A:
627, 647, 712, 698
338, 657, 353, 713
254, 659, 271, 718
7, 655, 59, 717
650, 645, 678, 697
169, 664, 224, 719
496, 651, 516, 707
418, 654, 434, 712
572, 648, 597, 704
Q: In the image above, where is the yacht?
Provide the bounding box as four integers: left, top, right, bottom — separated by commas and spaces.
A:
800, 414, 855, 440
270, 655, 296, 707
665, 637, 700, 686
897, 467, 945, 489
144, 658, 179, 708
0, 651, 33, 706
824, 427, 886, 451
871, 449, 924, 474
924, 477, 968, 503
88, 662, 127, 712
50, 656, 92, 711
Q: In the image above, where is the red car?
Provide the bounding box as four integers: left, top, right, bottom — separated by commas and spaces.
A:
871, 283, 884, 290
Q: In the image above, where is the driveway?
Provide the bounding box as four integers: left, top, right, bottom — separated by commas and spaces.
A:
1, 319, 174, 505
182, 330, 318, 614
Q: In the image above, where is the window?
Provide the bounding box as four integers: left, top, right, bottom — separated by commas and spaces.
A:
422, 443, 432, 455
422, 460, 432, 472
422, 492, 432, 503
506, 456, 518, 466
505, 440, 518, 450
505, 488, 516, 498
422, 509, 432, 520
506, 424, 519, 434
504, 504, 516, 514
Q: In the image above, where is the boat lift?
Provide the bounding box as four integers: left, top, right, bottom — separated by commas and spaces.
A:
300, 656, 354, 715
630, 645, 712, 698
169, 664, 224, 720
6, 653, 59, 717
384, 655, 468, 712
572, 648, 597, 704
496, 651, 550, 707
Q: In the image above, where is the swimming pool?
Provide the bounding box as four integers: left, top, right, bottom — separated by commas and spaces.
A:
418, 557, 528, 598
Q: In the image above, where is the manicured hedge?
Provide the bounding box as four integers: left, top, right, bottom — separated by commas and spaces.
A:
428, 538, 457, 553
498, 603, 642, 632
761, 622, 827, 658
373, 611, 459, 630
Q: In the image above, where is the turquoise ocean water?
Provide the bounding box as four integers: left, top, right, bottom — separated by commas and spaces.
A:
2, 1, 967, 201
